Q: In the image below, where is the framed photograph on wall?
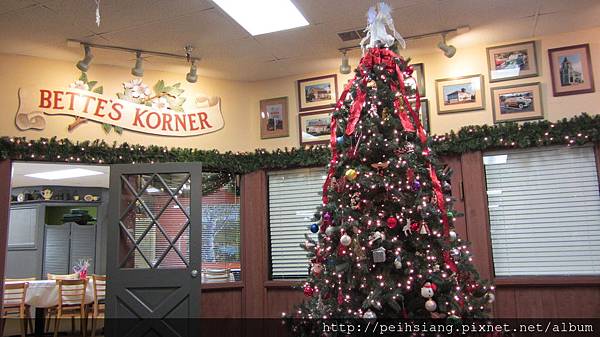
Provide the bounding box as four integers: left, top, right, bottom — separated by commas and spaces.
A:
491, 82, 543, 123
298, 110, 332, 146
487, 41, 538, 82
260, 97, 289, 139
548, 44, 595, 96
408, 99, 430, 133
406, 63, 426, 97
297, 74, 338, 112
435, 74, 485, 114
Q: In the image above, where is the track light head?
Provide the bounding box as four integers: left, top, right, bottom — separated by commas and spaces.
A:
131, 51, 144, 77
339, 51, 351, 74
186, 60, 198, 83
438, 34, 456, 58
76, 44, 94, 72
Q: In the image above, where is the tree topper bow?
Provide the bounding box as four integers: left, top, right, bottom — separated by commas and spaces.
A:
360, 2, 406, 54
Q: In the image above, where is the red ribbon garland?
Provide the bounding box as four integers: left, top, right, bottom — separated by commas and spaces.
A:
321, 47, 458, 272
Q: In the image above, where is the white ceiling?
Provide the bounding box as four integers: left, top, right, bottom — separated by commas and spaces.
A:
1, 0, 600, 81
11, 162, 110, 188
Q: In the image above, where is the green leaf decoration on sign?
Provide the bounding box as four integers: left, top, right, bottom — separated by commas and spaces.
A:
114, 126, 124, 135
102, 123, 112, 134
154, 80, 165, 94
87, 81, 97, 90
93, 86, 103, 94
79, 72, 88, 83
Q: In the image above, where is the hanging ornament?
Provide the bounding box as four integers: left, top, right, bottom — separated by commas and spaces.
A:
303, 285, 314, 297
363, 309, 377, 320
325, 225, 336, 236
311, 263, 323, 275
323, 212, 332, 224
368, 231, 385, 245
447, 210, 455, 218
386, 217, 398, 229
404, 65, 414, 76
449, 230, 458, 241
94, 0, 101, 27
406, 168, 415, 183
337, 288, 344, 305
373, 247, 386, 263
420, 282, 437, 298
310, 223, 319, 233
370, 161, 389, 176
336, 176, 347, 193
419, 222, 431, 235
381, 107, 391, 120
394, 255, 402, 269
367, 80, 377, 89
412, 180, 421, 191
340, 234, 352, 246
336, 136, 345, 146
345, 168, 358, 181
350, 192, 361, 210
485, 292, 496, 303
329, 177, 338, 191
402, 222, 414, 236
352, 240, 367, 261
425, 299, 437, 312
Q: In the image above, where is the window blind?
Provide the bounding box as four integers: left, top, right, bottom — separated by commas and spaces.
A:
484, 146, 600, 276
268, 168, 325, 279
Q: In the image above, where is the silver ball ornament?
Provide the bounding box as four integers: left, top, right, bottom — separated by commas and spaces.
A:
340, 234, 352, 246
425, 299, 437, 312
449, 231, 457, 241
363, 309, 377, 320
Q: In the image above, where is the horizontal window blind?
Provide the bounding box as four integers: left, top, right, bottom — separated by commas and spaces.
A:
268, 168, 325, 279
484, 146, 600, 276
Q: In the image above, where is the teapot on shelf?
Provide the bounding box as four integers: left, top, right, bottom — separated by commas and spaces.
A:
40, 188, 53, 200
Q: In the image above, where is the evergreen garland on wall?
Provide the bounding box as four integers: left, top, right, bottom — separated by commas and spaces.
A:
0, 113, 598, 174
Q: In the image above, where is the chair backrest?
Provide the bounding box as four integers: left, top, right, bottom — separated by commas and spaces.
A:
2, 282, 28, 308
5, 277, 36, 282
48, 273, 79, 280
91, 274, 106, 303
57, 279, 87, 308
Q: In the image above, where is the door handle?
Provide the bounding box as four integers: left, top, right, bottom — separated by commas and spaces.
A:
190, 269, 199, 278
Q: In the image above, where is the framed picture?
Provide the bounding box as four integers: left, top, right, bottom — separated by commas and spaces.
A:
298, 110, 332, 146
406, 63, 426, 97
408, 99, 430, 133
297, 74, 338, 112
260, 97, 289, 139
487, 41, 538, 82
491, 82, 543, 123
435, 74, 485, 114
548, 44, 595, 96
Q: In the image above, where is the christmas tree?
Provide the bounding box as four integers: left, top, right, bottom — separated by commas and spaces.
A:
290, 3, 495, 334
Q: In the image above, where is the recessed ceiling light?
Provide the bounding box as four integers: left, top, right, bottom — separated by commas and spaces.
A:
213, 0, 309, 36
25, 168, 104, 180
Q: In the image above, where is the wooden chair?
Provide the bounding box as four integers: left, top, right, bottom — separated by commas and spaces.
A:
46, 279, 88, 337
88, 275, 106, 337
47, 273, 80, 280
1, 282, 30, 337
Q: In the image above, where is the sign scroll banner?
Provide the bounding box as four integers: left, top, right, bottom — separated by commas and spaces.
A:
16, 88, 225, 137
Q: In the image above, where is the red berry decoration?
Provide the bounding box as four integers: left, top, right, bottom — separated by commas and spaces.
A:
386, 217, 398, 229
303, 285, 314, 297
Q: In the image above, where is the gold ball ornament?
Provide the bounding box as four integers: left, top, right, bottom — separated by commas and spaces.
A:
345, 169, 358, 181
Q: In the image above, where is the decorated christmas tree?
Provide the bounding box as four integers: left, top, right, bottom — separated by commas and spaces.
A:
290, 3, 495, 334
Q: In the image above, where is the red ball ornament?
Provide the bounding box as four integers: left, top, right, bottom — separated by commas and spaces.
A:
303, 286, 314, 297
386, 217, 398, 229
405, 65, 414, 76
410, 222, 420, 232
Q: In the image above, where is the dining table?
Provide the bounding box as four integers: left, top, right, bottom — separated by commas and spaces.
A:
5, 279, 94, 337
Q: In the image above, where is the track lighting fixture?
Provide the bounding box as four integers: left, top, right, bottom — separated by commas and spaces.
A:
76, 44, 94, 72
437, 33, 456, 58
186, 60, 198, 83
131, 51, 144, 77
339, 51, 351, 74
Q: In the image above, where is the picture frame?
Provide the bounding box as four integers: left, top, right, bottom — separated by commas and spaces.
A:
408, 99, 430, 133
297, 74, 338, 112
260, 97, 289, 139
298, 110, 332, 146
486, 41, 538, 82
548, 43, 595, 96
406, 63, 426, 97
491, 82, 543, 123
435, 74, 485, 114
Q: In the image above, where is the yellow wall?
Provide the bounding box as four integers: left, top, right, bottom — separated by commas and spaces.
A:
1, 26, 599, 152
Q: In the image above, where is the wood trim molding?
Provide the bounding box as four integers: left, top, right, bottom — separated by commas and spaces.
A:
0, 160, 12, 315
201, 281, 244, 290
240, 170, 268, 318
495, 276, 600, 287
264, 280, 302, 289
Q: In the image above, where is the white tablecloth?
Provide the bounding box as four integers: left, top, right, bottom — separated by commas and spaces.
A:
6, 280, 94, 308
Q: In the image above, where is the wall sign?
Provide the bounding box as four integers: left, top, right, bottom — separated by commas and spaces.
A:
15, 74, 224, 137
